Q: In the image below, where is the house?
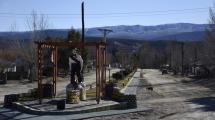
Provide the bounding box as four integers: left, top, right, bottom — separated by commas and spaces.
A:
189, 60, 210, 78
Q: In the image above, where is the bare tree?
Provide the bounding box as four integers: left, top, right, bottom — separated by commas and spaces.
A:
139, 42, 157, 68
204, 6, 215, 69
0, 22, 19, 72
10, 10, 49, 82
27, 10, 49, 42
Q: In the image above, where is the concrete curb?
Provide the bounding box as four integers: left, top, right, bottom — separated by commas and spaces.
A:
71, 108, 153, 120
120, 72, 136, 93
1, 105, 152, 120
12, 101, 127, 115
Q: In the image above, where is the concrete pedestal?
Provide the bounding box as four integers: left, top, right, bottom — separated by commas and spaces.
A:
66, 84, 80, 104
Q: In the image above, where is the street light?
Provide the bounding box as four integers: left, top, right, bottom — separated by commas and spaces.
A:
97, 28, 113, 82
97, 28, 113, 43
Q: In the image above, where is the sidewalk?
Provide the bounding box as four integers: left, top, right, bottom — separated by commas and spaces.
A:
121, 69, 141, 95
0, 105, 151, 120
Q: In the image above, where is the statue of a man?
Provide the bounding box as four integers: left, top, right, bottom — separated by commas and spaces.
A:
69, 48, 84, 89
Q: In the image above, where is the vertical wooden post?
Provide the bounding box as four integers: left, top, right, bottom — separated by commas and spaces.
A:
99, 46, 102, 101
53, 46, 57, 97
104, 46, 107, 82
101, 47, 104, 98
37, 44, 43, 104
52, 47, 55, 97
55, 47, 58, 96
96, 45, 100, 104
104, 45, 107, 81
101, 47, 106, 98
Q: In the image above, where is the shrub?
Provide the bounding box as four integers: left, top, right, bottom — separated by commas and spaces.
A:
112, 72, 124, 80
112, 69, 133, 80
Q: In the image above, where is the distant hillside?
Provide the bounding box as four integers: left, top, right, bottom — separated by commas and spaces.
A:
153, 31, 206, 41
85, 37, 143, 53
87, 23, 208, 41
0, 23, 210, 41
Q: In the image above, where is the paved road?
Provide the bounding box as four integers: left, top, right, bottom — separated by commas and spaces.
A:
88, 69, 215, 120
139, 69, 215, 120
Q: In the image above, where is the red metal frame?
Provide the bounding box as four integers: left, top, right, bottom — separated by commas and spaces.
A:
35, 41, 107, 104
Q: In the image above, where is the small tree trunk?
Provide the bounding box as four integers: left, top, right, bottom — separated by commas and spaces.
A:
29, 64, 36, 82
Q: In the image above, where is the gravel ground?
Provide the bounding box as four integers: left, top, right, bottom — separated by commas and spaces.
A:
86, 69, 215, 120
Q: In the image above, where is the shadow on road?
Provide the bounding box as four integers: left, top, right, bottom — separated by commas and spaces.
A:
186, 97, 215, 112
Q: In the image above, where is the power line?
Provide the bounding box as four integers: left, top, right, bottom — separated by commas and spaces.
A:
0, 7, 212, 16
0, 9, 209, 19
85, 7, 212, 15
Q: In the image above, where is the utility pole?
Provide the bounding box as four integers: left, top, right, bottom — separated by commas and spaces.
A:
98, 28, 113, 43
81, 1, 85, 81
81, 1, 85, 43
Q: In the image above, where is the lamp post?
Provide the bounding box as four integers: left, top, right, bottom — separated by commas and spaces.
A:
98, 28, 113, 43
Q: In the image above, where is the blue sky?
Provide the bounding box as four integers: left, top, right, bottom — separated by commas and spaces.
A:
0, 0, 214, 31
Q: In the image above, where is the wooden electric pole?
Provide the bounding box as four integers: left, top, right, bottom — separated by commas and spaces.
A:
81, 1, 85, 79
81, 2, 85, 43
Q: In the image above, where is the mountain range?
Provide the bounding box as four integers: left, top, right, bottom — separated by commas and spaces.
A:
0, 23, 210, 41
86, 23, 209, 41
